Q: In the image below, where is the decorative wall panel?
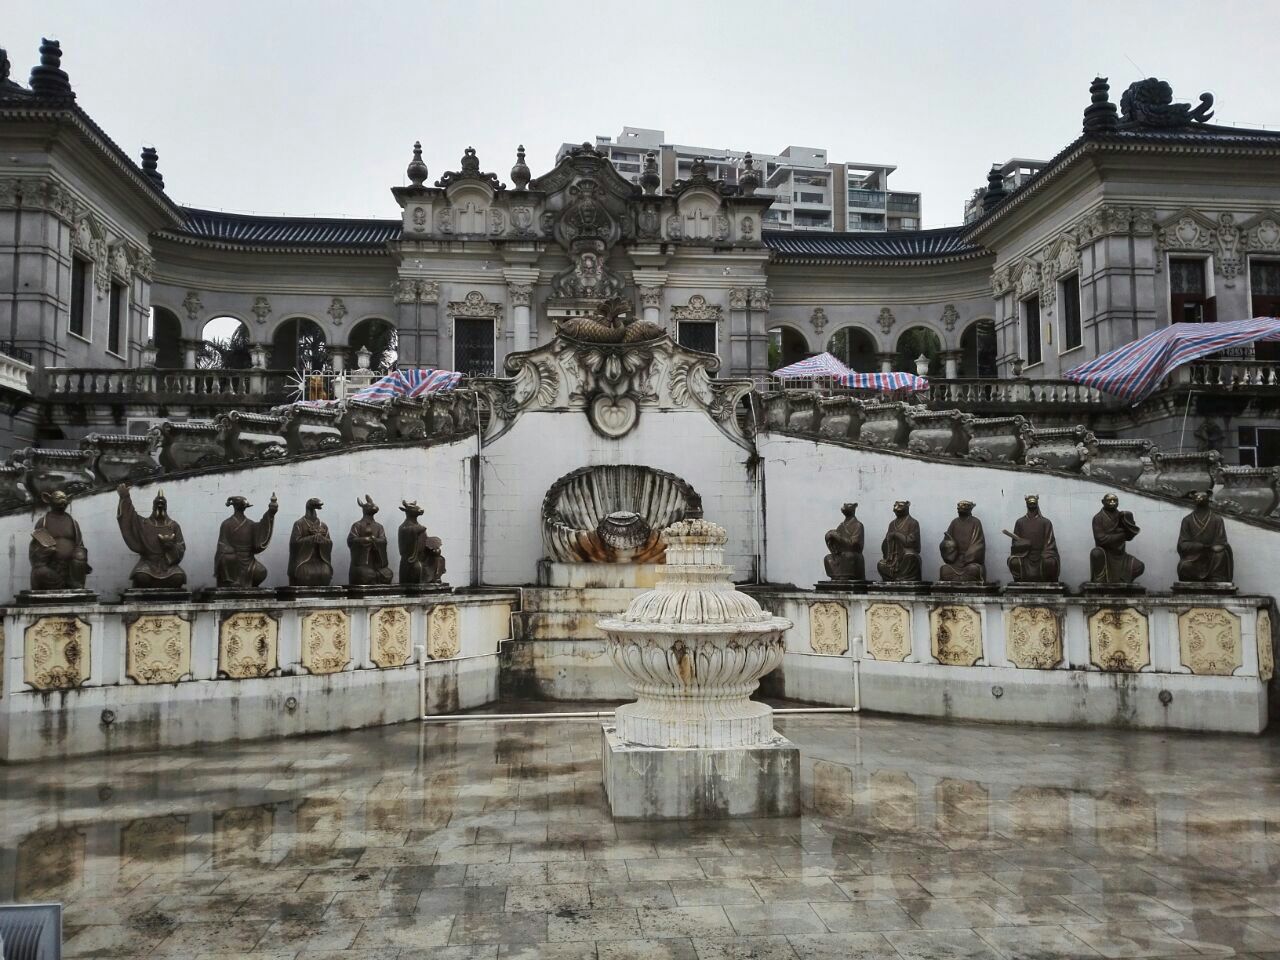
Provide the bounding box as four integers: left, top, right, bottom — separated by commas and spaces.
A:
428, 603, 460, 659
1177, 608, 1241, 676
809, 601, 849, 655
370, 606, 412, 668
218, 612, 277, 679
1006, 606, 1062, 669
866, 603, 911, 662
301, 609, 350, 675
1088, 607, 1149, 672
24, 616, 90, 690
126, 615, 191, 684
930, 605, 982, 666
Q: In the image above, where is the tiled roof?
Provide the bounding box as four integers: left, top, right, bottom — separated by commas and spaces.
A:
764, 227, 983, 260
173, 208, 401, 249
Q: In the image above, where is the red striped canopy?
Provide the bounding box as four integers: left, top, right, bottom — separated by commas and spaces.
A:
837, 371, 929, 392
1063, 318, 1280, 402
772, 352, 851, 379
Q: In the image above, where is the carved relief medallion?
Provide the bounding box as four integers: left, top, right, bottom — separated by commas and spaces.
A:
1178, 608, 1241, 676
1088, 607, 1149, 672
126, 615, 191, 684
301, 610, 351, 675
428, 603, 461, 659
1006, 606, 1062, 670
1259, 608, 1274, 681
24, 616, 90, 690
866, 603, 911, 661
809, 601, 849, 655
218, 612, 278, 679
930, 605, 982, 666
370, 606, 412, 668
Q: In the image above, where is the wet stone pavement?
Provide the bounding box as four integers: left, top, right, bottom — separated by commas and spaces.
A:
4, 711, 1280, 959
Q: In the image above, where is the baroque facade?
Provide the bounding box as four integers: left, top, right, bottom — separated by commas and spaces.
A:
3, 40, 1280, 460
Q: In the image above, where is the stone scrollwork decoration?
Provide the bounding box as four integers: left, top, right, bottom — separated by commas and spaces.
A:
671, 294, 723, 324
809, 307, 828, 336
1259, 608, 1274, 682
1088, 607, 1149, 672
809, 601, 848, 655
866, 602, 911, 662
24, 616, 91, 690
1178, 608, 1241, 676
447, 290, 502, 338
877, 307, 895, 335
370, 606, 412, 668
301, 610, 351, 675
428, 604, 461, 660
126, 614, 191, 684
182, 291, 203, 322
218, 612, 278, 679
251, 297, 271, 325
930, 605, 982, 666
327, 297, 347, 326
940, 304, 959, 332
1005, 606, 1062, 669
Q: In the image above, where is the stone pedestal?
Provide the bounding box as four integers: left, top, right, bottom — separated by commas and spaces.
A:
1004, 581, 1068, 595
276, 585, 347, 600
601, 725, 800, 820
932, 581, 1002, 595
397, 582, 453, 596
119, 587, 192, 604
1172, 581, 1238, 596
345, 584, 406, 599
199, 587, 274, 601
815, 579, 869, 592
868, 580, 933, 594
1080, 582, 1146, 596
16, 589, 97, 606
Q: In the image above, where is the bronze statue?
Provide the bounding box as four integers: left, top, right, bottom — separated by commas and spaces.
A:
399, 500, 446, 585
29, 490, 91, 590
939, 500, 986, 582
117, 484, 185, 589
214, 494, 278, 588
1004, 495, 1060, 582
348, 495, 393, 585
1089, 493, 1144, 584
877, 500, 922, 582
288, 498, 334, 587
1176, 491, 1233, 583
824, 503, 865, 581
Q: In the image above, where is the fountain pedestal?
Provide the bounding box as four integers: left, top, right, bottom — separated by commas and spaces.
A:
598, 517, 798, 820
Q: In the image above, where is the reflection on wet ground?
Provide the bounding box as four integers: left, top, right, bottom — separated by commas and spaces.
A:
4, 710, 1280, 958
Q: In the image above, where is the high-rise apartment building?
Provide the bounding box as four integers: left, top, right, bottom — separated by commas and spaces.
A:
557, 128, 922, 233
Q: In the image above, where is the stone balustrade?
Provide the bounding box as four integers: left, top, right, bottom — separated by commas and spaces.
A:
759, 390, 1280, 522
0, 591, 516, 761
1187, 359, 1280, 388
751, 587, 1274, 734
0, 391, 481, 511
0, 347, 33, 395
42, 367, 294, 402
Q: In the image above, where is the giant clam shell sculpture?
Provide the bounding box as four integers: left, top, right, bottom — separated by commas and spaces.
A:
542, 464, 700, 563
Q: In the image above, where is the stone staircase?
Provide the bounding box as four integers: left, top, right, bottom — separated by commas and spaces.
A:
502, 563, 659, 700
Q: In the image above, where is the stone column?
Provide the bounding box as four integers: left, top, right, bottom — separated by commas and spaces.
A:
180, 338, 200, 368
249, 345, 268, 370
877, 351, 895, 373
942, 350, 962, 379
638, 285, 663, 328
746, 287, 772, 377
329, 347, 347, 373
503, 267, 540, 353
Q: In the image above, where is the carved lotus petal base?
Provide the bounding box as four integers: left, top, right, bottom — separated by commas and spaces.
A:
589, 394, 639, 439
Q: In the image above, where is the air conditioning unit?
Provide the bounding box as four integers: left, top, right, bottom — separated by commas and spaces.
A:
0, 903, 62, 959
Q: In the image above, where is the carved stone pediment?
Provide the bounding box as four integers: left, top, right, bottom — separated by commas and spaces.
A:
1240, 210, 1280, 252
1156, 208, 1217, 251
530, 146, 639, 256
476, 332, 752, 449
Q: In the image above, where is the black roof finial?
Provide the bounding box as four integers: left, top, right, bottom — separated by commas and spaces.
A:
29, 38, 73, 100
510, 145, 530, 191
739, 152, 760, 197
981, 165, 1007, 213
1083, 76, 1119, 134
140, 146, 165, 190
406, 141, 428, 187
640, 152, 660, 195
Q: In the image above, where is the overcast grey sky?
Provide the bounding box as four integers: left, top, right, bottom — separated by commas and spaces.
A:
10, 0, 1280, 228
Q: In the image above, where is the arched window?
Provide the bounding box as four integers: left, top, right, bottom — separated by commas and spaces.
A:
151, 306, 183, 369
767, 325, 810, 370
348, 318, 399, 371
959, 319, 997, 378
895, 326, 943, 377
271, 318, 329, 371
198, 316, 252, 370
827, 327, 878, 373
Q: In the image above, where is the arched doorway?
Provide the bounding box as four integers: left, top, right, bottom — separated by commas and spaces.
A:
827, 326, 878, 372
197, 316, 252, 370
348, 318, 399, 371
895, 326, 943, 377
767, 325, 810, 370
271, 318, 329, 371
151, 307, 183, 369
959, 319, 997, 378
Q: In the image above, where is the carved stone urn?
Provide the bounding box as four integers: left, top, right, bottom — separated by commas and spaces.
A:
599, 516, 792, 748
597, 516, 799, 819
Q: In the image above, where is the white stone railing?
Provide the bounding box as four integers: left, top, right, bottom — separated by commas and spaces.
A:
0, 351, 33, 395
1186, 359, 1280, 388
42, 367, 293, 401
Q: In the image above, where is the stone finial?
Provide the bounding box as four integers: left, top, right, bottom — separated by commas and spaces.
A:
406, 141, 428, 187
29, 38, 73, 99
640, 152, 660, 195
0, 47, 10, 84
689, 156, 709, 179
739, 152, 760, 197
981, 165, 1006, 213
140, 147, 165, 190
1083, 76, 1119, 133
460, 146, 480, 174
510, 144, 531, 191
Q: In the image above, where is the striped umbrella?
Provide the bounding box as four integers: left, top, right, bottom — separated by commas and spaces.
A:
351, 368, 462, 403
772, 352, 852, 379
837, 371, 929, 392
1063, 318, 1280, 402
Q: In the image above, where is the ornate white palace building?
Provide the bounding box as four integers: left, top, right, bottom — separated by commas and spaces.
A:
3, 39, 1280, 461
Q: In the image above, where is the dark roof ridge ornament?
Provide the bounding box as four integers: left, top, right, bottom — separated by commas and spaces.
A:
981, 165, 1006, 213
434, 145, 506, 191
140, 146, 165, 190
510, 144, 531, 191
29, 37, 73, 100
640, 152, 660, 195
406, 141, 428, 188
1119, 77, 1214, 129
739, 152, 760, 197
1082, 76, 1119, 133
